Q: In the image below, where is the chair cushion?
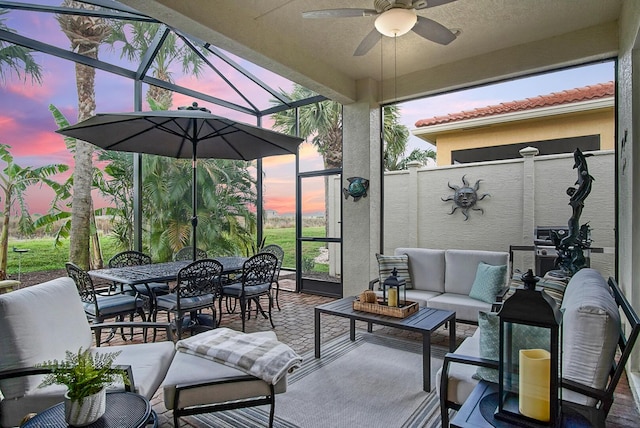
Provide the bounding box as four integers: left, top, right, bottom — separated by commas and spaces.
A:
469, 262, 508, 304
222, 282, 270, 297
155, 293, 215, 311
85, 294, 143, 317
376, 253, 413, 289
96, 341, 176, 399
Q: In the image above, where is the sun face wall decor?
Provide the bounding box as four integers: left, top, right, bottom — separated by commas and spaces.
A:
441, 175, 490, 221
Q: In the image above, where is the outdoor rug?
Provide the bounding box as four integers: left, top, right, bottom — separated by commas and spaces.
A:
188, 332, 447, 427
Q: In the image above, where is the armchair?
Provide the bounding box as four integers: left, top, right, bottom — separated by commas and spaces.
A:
218, 253, 277, 332
0, 277, 175, 428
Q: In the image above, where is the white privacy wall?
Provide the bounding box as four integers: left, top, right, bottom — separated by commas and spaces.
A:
380, 150, 615, 277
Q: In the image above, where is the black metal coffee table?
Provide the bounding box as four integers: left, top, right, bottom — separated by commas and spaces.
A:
21, 392, 155, 428
315, 296, 456, 392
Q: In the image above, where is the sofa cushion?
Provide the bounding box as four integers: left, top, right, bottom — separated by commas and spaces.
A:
376, 253, 412, 289
469, 262, 508, 304
436, 329, 481, 405
394, 248, 445, 292
428, 294, 492, 323
475, 311, 551, 383
560, 268, 620, 406
444, 250, 509, 295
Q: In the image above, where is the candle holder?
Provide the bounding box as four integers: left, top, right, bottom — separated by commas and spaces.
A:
383, 268, 406, 307
494, 269, 563, 427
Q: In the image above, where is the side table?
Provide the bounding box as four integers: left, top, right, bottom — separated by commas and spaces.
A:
451, 380, 605, 427
22, 391, 156, 428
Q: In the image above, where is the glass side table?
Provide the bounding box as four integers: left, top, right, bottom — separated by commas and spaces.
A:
22, 391, 156, 428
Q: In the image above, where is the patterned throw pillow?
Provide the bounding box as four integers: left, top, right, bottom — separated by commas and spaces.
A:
475, 311, 551, 383
469, 262, 508, 304
376, 254, 412, 290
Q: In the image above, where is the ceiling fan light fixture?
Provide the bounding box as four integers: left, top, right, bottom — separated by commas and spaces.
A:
374, 8, 417, 37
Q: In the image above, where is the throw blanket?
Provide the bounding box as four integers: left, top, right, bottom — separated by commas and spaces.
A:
175, 328, 302, 384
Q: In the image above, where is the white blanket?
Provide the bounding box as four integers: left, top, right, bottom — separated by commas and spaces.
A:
175, 328, 302, 384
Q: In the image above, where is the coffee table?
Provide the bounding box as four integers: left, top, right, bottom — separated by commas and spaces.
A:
21, 392, 155, 428
315, 296, 456, 392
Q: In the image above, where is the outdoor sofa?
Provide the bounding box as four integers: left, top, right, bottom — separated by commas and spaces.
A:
437, 267, 640, 426
371, 248, 510, 323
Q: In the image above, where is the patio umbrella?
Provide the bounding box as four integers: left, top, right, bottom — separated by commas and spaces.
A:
57, 103, 302, 258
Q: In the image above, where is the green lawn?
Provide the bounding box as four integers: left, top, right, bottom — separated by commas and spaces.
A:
7, 227, 327, 275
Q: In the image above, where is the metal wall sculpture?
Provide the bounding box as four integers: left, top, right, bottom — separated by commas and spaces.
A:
441, 175, 490, 221
343, 177, 369, 201
551, 148, 593, 276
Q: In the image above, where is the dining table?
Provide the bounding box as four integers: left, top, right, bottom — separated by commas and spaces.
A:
88, 256, 248, 325
88, 256, 247, 286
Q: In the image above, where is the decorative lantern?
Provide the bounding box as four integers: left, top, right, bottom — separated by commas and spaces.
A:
383, 268, 406, 307
495, 269, 563, 427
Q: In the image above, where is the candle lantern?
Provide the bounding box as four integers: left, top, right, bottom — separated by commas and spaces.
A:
383, 267, 406, 307
495, 269, 563, 427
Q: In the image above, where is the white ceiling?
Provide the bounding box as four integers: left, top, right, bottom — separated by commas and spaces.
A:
119, 0, 621, 105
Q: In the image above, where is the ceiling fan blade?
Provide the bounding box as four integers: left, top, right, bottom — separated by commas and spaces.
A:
302, 9, 378, 19
412, 15, 457, 45
412, 0, 458, 10
354, 28, 381, 56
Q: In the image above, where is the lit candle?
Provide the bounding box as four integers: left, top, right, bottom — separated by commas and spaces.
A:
519, 349, 550, 422
388, 288, 398, 307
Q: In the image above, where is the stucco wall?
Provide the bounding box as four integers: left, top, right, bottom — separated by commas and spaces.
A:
380, 150, 615, 277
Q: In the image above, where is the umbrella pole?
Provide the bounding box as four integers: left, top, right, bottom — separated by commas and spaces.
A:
191, 135, 198, 262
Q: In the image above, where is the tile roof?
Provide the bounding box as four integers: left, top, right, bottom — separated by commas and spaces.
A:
415, 81, 614, 128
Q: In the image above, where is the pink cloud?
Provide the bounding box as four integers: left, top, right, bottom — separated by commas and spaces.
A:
5, 78, 55, 99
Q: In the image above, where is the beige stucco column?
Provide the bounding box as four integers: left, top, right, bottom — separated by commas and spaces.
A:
617, 0, 640, 402
341, 79, 382, 298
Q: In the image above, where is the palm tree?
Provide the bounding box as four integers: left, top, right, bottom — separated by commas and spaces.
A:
0, 9, 42, 83
57, 0, 111, 270
271, 85, 343, 169
106, 21, 206, 109
0, 144, 68, 280
383, 105, 436, 171
142, 155, 256, 262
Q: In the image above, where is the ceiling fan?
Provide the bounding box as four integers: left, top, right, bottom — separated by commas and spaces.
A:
302, 0, 459, 56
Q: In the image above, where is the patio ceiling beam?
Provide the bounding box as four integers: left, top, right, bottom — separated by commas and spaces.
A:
200, 42, 292, 106
0, 29, 137, 79
78, 0, 155, 18
179, 34, 260, 114
139, 74, 255, 115
0, 1, 157, 22
259, 95, 328, 116
134, 25, 170, 80
0, 29, 257, 116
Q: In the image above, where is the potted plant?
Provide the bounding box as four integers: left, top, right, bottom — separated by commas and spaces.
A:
37, 348, 129, 427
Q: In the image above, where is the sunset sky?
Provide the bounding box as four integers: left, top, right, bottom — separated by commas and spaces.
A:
0, 3, 614, 217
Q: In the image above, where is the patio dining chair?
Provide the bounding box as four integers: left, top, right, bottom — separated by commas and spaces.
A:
108, 250, 170, 321
65, 262, 146, 343
174, 246, 208, 261
154, 259, 223, 339
218, 252, 278, 332
259, 244, 285, 311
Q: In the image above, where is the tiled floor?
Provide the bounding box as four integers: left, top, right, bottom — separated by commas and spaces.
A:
106, 282, 638, 427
